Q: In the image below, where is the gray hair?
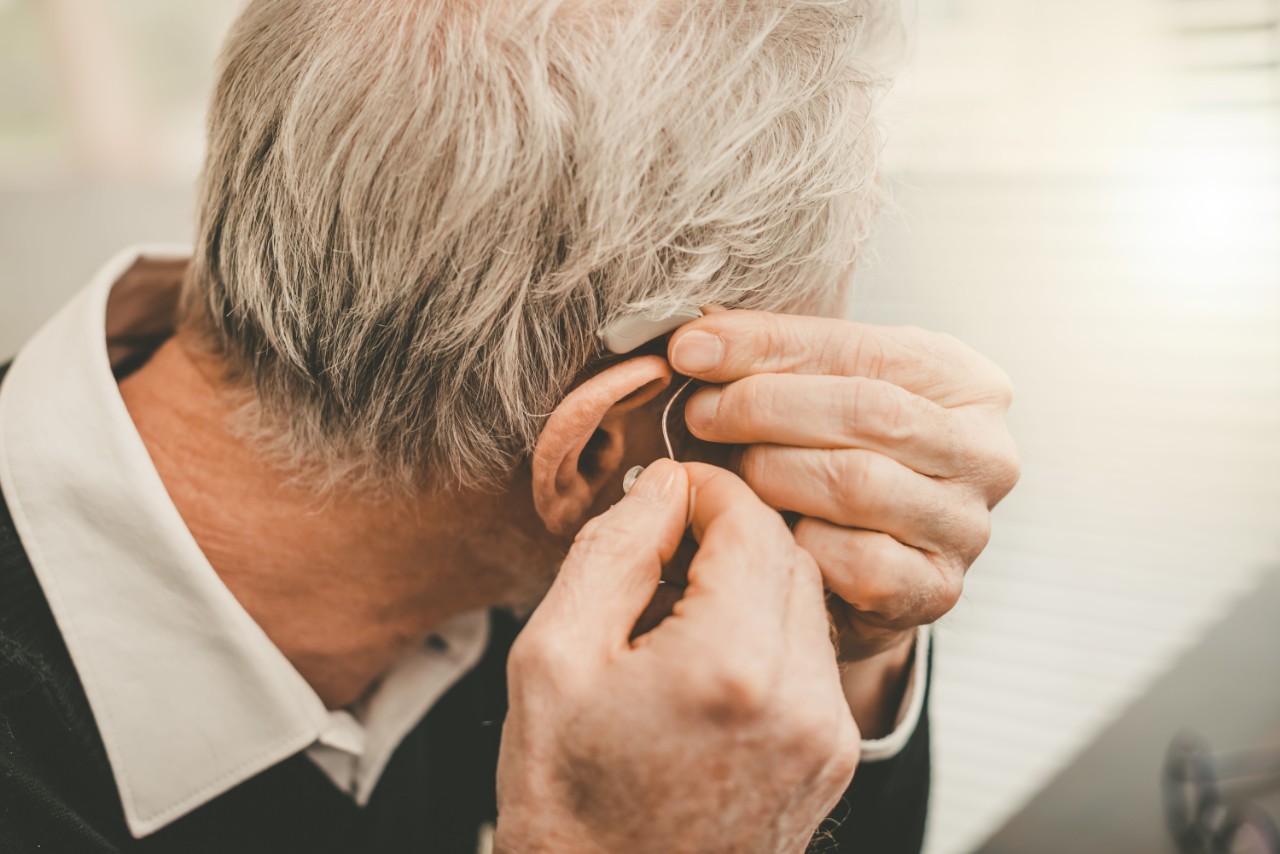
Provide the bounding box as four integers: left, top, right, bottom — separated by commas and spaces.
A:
182, 0, 903, 493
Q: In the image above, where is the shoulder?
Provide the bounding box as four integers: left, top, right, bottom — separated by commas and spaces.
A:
0, 358, 100, 755
0, 485, 129, 852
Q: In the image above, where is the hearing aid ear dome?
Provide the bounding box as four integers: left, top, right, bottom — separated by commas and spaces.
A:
598, 306, 703, 355
622, 465, 645, 495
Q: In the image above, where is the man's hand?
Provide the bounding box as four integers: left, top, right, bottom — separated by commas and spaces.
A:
669, 311, 1021, 665
495, 459, 859, 854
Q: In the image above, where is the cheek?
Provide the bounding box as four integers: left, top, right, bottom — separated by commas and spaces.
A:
488, 526, 574, 610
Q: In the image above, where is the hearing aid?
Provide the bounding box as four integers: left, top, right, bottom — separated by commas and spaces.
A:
602, 304, 702, 494
598, 306, 704, 355
621, 376, 696, 495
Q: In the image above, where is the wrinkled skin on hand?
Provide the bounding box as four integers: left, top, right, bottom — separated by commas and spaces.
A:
495, 460, 859, 854
670, 311, 1021, 661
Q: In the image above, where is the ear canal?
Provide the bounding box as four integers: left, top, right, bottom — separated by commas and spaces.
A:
577, 425, 622, 482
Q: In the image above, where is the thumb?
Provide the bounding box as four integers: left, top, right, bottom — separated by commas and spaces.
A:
527, 458, 689, 664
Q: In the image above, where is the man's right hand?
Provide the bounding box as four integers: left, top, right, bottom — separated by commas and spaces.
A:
494, 459, 860, 854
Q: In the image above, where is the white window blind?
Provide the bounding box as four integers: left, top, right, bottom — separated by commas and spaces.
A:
866, 3, 1280, 854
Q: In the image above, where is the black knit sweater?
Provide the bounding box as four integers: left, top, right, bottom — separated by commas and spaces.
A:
0, 368, 930, 854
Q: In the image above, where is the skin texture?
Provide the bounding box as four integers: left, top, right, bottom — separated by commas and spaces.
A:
531, 356, 675, 536
495, 461, 859, 854
117, 334, 685, 709
119, 335, 575, 708
670, 311, 1021, 664
117, 308, 1018, 849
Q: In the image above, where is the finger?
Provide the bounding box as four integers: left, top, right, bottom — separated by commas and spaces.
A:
672, 462, 797, 628
659, 464, 836, 704
826, 597, 916, 660
684, 373, 965, 477
739, 445, 991, 557
526, 459, 689, 662
782, 545, 843, 660
669, 310, 1013, 408
795, 518, 964, 631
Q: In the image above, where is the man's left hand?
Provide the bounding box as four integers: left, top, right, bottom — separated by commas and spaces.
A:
669, 310, 1021, 663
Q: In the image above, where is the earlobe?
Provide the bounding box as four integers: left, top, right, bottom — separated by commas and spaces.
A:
532, 356, 673, 536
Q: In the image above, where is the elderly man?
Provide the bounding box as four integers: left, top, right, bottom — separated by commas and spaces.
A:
0, 1, 1018, 852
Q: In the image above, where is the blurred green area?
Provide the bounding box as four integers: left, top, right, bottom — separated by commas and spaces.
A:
0, 0, 238, 184
0, 2, 66, 177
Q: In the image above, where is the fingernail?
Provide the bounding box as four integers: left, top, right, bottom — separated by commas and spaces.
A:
671, 331, 724, 374
628, 458, 678, 502
683, 387, 721, 429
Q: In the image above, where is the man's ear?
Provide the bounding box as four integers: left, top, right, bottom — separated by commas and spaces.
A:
532, 355, 673, 536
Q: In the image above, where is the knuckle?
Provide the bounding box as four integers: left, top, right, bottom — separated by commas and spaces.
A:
779, 705, 840, 766
571, 515, 631, 561
964, 507, 993, 558
573, 514, 611, 545
969, 349, 1015, 408
737, 375, 776, 428
831, 450, 876, 508
757, 314, 794, 367
695, 658, 773, 724
919, 328, 1015, 408
849, 565, 898, 615
831, 720, 862, 779
922, 556, 965, 622
929, 588, 962, 624
795, 522, 852, 579
933, 330, 985, 371
971, 430, 1021, 500
993, 366, 1016, 407
873, 385, 915, 445
996, 440, 1023, 496
816, 320, 853, 372
842, 331, 888, 380
855, 381, 916, 445
737, 444, 769, 489
791, 515, 823, 549
941, 560, 966, 609
836, 537, 897, 612
508, 629, 571, 677
937, 496, 991, 559
955, 413, 1019, 488
792, 543, 822, 578
938, 414, 969, 474
932, 330, 968, 354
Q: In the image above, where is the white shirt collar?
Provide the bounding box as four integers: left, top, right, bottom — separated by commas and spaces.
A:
0, 246, 489, 838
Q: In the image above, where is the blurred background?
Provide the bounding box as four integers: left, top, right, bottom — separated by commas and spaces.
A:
1, 1, 1278, 851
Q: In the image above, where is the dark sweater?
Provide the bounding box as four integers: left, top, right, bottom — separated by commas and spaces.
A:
0, 367, 929, 854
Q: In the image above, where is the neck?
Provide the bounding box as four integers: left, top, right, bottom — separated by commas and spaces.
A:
118, 335, 556, 708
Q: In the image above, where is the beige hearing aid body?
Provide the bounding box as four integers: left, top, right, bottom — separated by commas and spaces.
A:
600, 305, 704, 493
